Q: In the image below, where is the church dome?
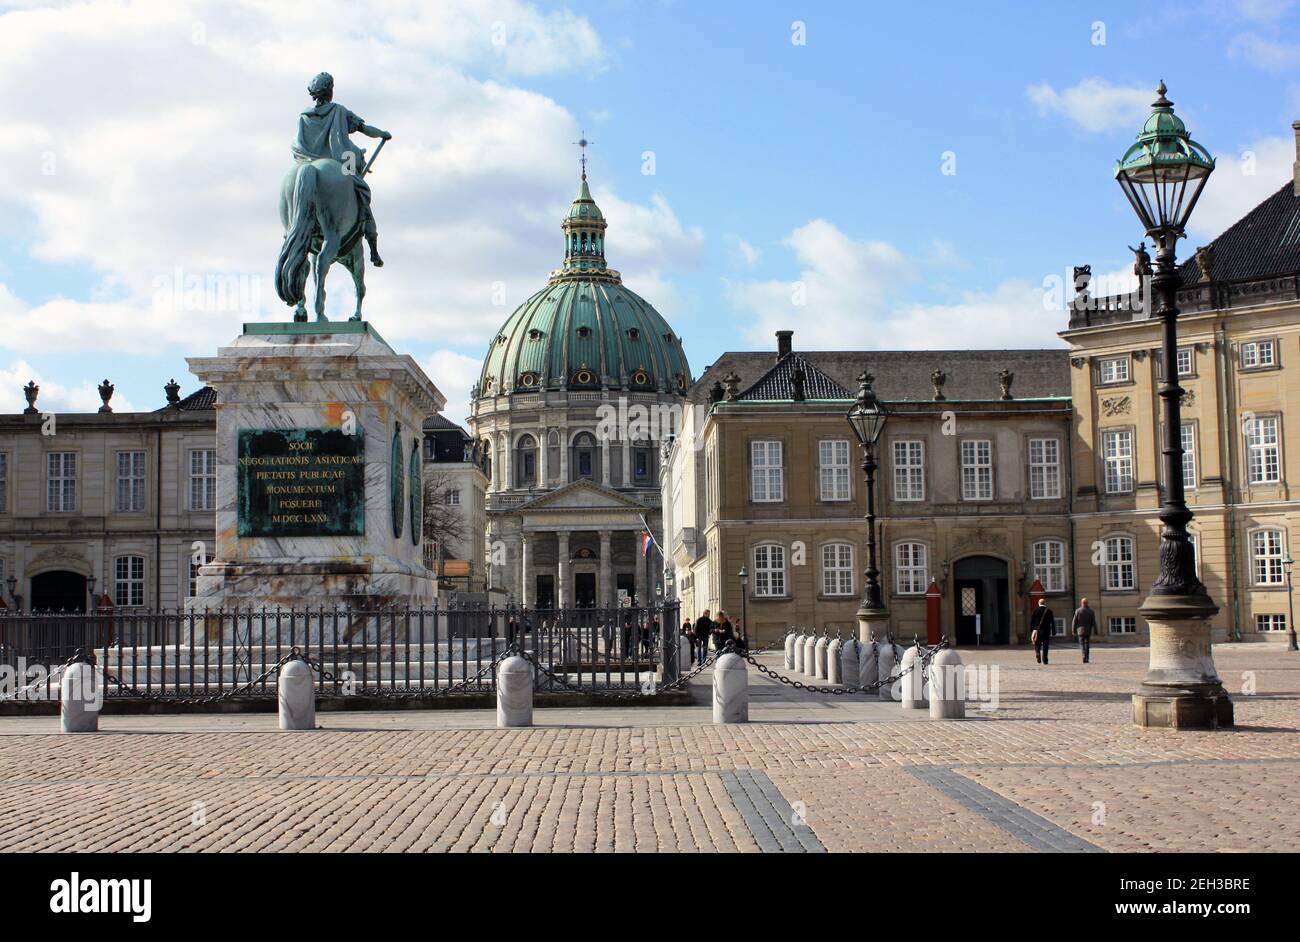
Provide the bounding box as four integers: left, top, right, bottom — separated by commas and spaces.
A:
476, 174, 691, 398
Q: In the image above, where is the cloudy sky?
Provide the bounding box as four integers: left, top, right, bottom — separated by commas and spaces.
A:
2, 0, 1299, 423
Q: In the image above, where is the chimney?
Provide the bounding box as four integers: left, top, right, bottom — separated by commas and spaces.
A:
1293, 121, 1300, 196
776, 329, 793, 361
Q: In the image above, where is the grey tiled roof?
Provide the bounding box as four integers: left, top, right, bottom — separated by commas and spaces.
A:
693, 348, 1070, 404
423, 413, 470, 437
155, 386, 215, 411
1179, 180, 1300, 285
736, 353, 854, 401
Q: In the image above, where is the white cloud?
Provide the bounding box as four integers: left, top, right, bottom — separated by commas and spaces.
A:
1189, 134, 1294, 240
0, 359, 137, 414
726, 235, 762, 267
1228, 32, 1300, 72
0, 0, 698, 380
421, 349, 483, 427
1237, 0, 1296, 21
1026, 78, 1153, 134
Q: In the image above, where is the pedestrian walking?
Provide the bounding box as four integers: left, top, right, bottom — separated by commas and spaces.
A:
693, 610, 713, 666
711, 610, 735, 653
1029, 597, 1054, 665
1072, 597, 1096, 663
682, 618, 695, 662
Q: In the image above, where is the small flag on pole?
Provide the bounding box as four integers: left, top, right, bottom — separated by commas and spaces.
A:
641, 530, 655, 557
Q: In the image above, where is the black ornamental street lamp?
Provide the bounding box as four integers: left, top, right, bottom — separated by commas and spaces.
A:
1117, 82, 1231, 728
1284, 556, 1298, 653
847, 372, 889, 635
87, 575, 97, 613
738, 566, 748, 647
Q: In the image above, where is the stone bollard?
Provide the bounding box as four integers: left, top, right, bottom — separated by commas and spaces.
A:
497, 655, 534, 728
877, 643, 898, 702
840, 638, 860, 688
803, 634, 818, 677
60, 662, 100, 733
278, 659, 316, 730
858, 640, 879, 690
826, 635, 843, 684
712, 652, 749, 723
929, 648, 966, 720
814, 634, 830, 680
793, 632, 807, 673
899, 645, 928, 710
784, 630, 797, 671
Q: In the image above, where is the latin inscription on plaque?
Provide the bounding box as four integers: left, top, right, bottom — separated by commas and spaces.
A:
237, 428, 365, 537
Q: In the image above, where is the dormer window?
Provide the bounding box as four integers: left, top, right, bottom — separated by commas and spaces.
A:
632, 369, 650, 386
628, 327, 640, 340
572, 368, 596, 386
528, 329, 543, 341
519, 372, 539, 388
576, 326, 592, 339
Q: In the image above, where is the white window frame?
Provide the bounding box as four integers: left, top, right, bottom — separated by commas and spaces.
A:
1103, 535, 1135, 591
821, 543, 854, 596
1051, 616, 1066, 638
1098, 357, 1130, 385
189, 449, 217, 511
1032, 539, 1066, 593
892, 440, 925, 502
1245, 415, 1281, 484
1102, 429, 1134, 494
114, 555, 146, 608
116, 450, 147, 513
444, 489, 461, 506
753, 543, 787, 597
960, 440, 993, 501
750, 440, 784, 503
1028, 438, 1061, 500
894, 542, 928, 595
1256, 614, 1287, 633
1251, 529, 1285, 586
1180, 423, 1196, 490
1176, 348, 1193, 377
46, 451, 77, 513
1240, 339, 1276, 370
1108, 616, 1137, 635
818, 439, 851, 502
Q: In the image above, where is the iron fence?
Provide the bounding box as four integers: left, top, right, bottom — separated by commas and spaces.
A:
0, 603, 681, 702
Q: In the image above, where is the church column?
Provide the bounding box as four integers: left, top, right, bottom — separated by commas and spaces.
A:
557, 532, 570, 608
621, 437, 631, 487
632, 529, 646, 606
501, 435, 512, 492
520, 533, 530, 608
559, 426, 569, 482
601, 438, 611, 487
539, 429, 549, 487
599, 530, 613, 608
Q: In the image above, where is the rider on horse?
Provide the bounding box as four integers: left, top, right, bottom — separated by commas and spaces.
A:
292, 72, 390, 267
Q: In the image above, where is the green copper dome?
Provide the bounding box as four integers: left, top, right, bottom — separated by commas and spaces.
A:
475, 176, 691, 398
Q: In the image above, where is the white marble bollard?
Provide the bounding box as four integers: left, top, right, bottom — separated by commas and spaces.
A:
826, 636, 842, 684
497, 655, 534, 728
840, 639, 859, 688
877, 643, 898, 702
60, 663, 100, 733
278, 659, 316, 730
899, 645, 928, 710
858, 641, 879, 690
793, 633, 806, 673
803, 635, 818, 677
929, 649, 966, 720
712, 652, 748, 724
814, 635, 829, 680
784, 631, 797, 671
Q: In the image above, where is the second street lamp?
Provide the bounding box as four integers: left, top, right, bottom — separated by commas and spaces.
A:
1284, 556, 1298, 653
847, 371, 889, 641
1117, 82, 1232, 728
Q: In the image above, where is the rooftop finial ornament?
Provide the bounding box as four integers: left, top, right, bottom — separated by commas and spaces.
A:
22, 380, 39, 415
574, 132, 591, 180
97, 379, 114, 413
164, 378, 181, 409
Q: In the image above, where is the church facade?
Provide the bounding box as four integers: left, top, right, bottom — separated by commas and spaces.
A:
468, 172, 690, 609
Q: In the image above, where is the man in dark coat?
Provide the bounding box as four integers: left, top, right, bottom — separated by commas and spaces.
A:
693, 610, 713, 666
1029, 597, 1054, 665
1072, 597, 1097, 663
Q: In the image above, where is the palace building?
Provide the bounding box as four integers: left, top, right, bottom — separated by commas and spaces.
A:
468, 170, 691, 609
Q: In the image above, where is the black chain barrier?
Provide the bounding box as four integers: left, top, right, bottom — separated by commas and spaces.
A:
742, 638, 949, 695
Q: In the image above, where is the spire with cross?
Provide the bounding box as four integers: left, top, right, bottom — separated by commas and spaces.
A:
574, 132, 591, 180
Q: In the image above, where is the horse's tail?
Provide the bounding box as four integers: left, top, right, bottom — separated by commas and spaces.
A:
275, 164, 317, 306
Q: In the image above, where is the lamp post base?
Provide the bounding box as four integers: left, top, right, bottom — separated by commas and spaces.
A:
1133, 593, 1233, 729
857, 606, 890, 645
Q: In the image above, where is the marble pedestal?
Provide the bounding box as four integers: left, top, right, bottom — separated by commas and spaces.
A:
1133, 594, 1233, 729
857, 607, 889, 645
186, 322, 445, 613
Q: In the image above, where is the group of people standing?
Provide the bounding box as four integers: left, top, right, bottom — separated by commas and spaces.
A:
1029, 597, 1096, 665
681, 610, 745, 666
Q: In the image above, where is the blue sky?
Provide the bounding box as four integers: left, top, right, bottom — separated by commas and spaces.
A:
1, 0, 1298, 423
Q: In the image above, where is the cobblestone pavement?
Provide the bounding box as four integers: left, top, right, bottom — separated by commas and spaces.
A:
0, 643, 1295, 852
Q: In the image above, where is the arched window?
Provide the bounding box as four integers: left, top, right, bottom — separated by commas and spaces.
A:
515, 434, 537, 487
821, 543, 854, 596
894, 543, 928, 595
1251, 528, 1285, 585
633, 441, 655, 484
753, 544, 786, 597
1032, 539, 1066, 593
571, 432, 597, 481
1103, 535, 1135, 590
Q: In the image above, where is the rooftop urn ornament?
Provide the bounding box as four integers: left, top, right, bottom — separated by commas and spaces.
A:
722, 371, 741, 401
22, 380, 39, 415
998, 369, 1014, 401
275, 71, 393, 323
164, 378, 181, 409
1195, 244, 1214, 283
708, 380, 725, 403
790, 364, 806, 401
1072, 265, 1092, 309
930, 368, 947, 401
97, 379, 114, 413
1115, 82, 1231, 729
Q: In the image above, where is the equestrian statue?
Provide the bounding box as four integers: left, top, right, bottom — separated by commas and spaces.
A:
275, 72, 391, 322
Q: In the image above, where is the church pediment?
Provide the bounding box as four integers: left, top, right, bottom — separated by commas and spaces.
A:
514, 481, 649, 512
